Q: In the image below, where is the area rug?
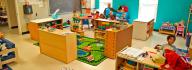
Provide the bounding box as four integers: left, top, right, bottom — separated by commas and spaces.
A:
77, 35, 106, 66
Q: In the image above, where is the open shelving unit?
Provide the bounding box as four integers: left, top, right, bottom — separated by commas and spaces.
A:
0, 47, 18, 69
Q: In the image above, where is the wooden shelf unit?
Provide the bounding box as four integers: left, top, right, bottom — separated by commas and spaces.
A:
0, 48, 18, 69
104, 25, 133, 59
28, 18, 63, 41
133, 19, 154, 41
39, 29, 77, 64
94, 30, 106, 40
116, 47, 161, 70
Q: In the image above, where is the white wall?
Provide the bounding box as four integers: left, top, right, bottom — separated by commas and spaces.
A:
16, 0, 50, 34
138, 0, 158, 21
6, 0, 18, 28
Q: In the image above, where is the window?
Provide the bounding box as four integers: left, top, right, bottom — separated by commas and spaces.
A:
98, 0, 113, 13
138, 0, 158, 21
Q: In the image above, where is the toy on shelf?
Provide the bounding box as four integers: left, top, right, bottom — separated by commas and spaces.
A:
62, 20, 70, 28
0, 41, 17, 69
176, 21, 185, 37
159, 22, 176, 35
94, 29, 106, 40
70, 19, 84, 36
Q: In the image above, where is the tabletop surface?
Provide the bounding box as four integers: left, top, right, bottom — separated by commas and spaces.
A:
117, 47, 162, 68
30, 17, 62, 23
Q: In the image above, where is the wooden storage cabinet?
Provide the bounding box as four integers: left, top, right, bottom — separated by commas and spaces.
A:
116, 47, 161, 70
28, 18, 63, 41
39, 29, 77, 63
133, 19, 154, 41
104, 25, 133, 59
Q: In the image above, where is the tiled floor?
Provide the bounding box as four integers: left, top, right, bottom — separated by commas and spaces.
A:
0, 25, 187, 70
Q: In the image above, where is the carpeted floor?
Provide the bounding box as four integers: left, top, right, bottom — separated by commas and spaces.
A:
77, 35, 106, 66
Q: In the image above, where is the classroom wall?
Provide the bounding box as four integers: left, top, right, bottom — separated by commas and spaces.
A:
156, 0, 192, 32
6, 0, 18, 28
16, 0, 50, 33
95, 0, 99, 9
112, 0, 192, 32
112, 0, 139, 23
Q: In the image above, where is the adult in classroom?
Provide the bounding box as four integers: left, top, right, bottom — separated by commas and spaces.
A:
103, 3, 116, 19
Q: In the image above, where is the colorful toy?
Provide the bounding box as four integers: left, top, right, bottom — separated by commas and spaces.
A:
87, 55, 94, 62
51, 9, 60, 19
83, 46, 92, 52
159, 22, 176, 35
176, 21, 185, 37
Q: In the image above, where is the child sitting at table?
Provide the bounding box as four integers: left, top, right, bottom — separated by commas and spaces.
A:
99, 14, 105, 19
93, 11, 100, 19
91, 11, 100, 28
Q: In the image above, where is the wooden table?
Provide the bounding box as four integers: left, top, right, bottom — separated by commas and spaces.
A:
104, 24, 133, 59
39, 29, 77, 64
78, 16, 93, 29
116, 47, 162, 70
28, 17, 63, 41
133, 19, 154, 41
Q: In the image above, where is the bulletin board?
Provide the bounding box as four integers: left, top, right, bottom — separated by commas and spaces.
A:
49, 0, 80, 14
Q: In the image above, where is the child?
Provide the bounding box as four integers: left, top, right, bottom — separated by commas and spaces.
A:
91, 11, 100, 28
93, 11, 100, 19
163, 35, 177, 51
99, 14, 105, 19
162, 35, 183, 56
110, 15, 116, 20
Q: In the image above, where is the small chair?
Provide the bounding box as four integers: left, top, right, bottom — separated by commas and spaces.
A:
176, 23, 185, 37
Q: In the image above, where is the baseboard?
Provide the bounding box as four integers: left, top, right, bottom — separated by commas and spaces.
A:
11, 26, 18, 29
22, 31, 29, 35
154, 29, 159, 32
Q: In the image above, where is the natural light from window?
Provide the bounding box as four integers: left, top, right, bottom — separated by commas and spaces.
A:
138, 0, 158, 22
99, 0, 113, 13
